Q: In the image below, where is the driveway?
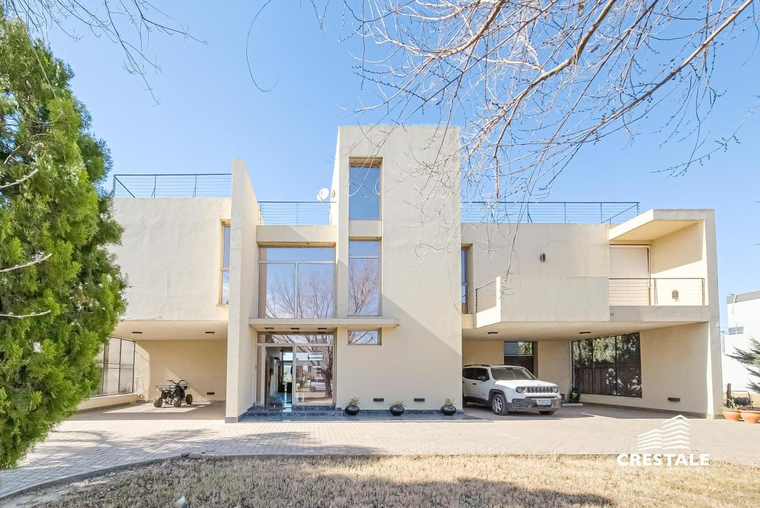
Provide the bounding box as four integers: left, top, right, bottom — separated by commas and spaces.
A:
1, 402, 758, 500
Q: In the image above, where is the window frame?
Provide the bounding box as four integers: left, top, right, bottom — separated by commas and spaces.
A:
220, 221, 231, 305
258, 246, 336, 319
95, 337, 136, 397
348, 239, 381, 316
348, 158, 382, 221
571, 333, 642, 398
348, 329, 382, 346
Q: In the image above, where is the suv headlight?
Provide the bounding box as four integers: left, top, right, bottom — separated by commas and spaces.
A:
551, 386, 559, 393
515, 387, 525, 393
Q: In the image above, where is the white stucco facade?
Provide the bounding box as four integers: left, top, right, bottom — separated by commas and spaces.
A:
99, 125, 722, 419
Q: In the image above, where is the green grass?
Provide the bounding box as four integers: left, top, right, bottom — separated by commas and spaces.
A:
10, 455, 760, 507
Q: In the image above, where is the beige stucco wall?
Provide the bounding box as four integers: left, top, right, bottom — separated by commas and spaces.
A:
134, 340, 227, 402
536, 341, 572, 395
111, 198, 231, 321
225, 160, 260, 420
332, 126, 463, 410
462, 340, 503, 366
462, 223, 612, 322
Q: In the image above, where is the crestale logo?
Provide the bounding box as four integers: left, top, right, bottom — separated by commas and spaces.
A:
617, 415, 710, 467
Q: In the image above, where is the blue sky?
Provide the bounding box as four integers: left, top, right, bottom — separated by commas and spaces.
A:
44, 2, 759, 326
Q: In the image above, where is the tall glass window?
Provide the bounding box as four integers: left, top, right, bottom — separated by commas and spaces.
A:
94, 337, 136, 396
258, 247, 335, 318
349, 161, 381, 220
220, 223, 231, 304
461, 248, 470, 313
572, 333, 642, 398
349, 240, 380, 315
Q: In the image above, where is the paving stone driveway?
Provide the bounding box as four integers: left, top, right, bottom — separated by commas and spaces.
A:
1, 402, 758, 499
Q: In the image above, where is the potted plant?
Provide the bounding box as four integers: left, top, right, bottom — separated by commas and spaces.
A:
740, 407, 760, 424
568, 387, 581, 404
345, 397, 360, 416
389, 401, 405, 416
441, 398, 457, 416
723, 398, 743, 421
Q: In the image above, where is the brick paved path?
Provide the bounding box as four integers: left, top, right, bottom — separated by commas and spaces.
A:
1, 403, 758, 500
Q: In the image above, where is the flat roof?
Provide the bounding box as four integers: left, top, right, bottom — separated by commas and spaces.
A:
727, 290, 760, 304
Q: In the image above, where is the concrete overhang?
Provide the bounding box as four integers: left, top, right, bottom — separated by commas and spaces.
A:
113, 320, 228, 340
249, 317, 400, 332
462, 319, 704, 341
609, 209, 708, 242
256, 225, 337, 244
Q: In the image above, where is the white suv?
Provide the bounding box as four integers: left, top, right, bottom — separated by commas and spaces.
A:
462, 364, 561, 415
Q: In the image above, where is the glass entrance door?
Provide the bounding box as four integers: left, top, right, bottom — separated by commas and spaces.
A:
264, 347, 293, 408
294, 346, 333, 406
262, 334, 334, 408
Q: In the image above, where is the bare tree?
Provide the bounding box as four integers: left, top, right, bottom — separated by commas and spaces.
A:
332, 0, 758, 205
2, 0, 199, 101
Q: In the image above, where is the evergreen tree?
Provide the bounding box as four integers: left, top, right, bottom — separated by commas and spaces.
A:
0, 10, 125, 467
729, 338, 760, 393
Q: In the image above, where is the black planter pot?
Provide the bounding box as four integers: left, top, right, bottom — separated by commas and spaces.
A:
389, 405, 405, 416
441, 404, 457, 416
345, 405, 360, 416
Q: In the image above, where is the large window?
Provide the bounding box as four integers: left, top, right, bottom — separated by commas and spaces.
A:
503, 341, 535, 374
349, 160, 381, 220
349, 240, 380, 315
572, 333, 642, 398
220, 223, 231, 304
94, 338, 135, 396
258, 247, 335, 318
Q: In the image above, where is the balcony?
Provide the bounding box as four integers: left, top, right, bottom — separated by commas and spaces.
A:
609, 278, 705, 306
258, 201, 335, 225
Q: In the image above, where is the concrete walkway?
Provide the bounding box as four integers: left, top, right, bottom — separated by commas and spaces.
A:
1, 402, 758, 499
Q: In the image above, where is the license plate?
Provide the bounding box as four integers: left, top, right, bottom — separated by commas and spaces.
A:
536, 399, 552, 406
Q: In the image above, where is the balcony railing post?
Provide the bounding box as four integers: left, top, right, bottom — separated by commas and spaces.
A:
152, 175, 157, 198
564, 202, 568, 224
193, 175, 198, 198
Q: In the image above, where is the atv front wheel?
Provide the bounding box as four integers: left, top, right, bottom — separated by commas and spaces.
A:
173, 396, 182, 408
185, 394, 193, 405
153, 398, 163, 408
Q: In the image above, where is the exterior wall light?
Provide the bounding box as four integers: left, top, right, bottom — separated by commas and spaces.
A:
672, 290, 679, 301
539, 253, 546, 262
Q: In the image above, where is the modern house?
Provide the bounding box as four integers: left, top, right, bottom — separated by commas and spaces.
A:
723, 291, 759, 394
93, 125, 723, 420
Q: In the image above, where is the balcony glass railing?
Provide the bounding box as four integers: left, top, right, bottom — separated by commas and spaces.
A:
609, 278, 705, 306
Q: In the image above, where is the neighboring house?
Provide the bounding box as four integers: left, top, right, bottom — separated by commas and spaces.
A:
723, 291, 759, 394
91, 125, 722, 420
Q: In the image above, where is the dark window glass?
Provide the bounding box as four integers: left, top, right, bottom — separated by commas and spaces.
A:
503, 341, 535, 374
572, 333, 642, 398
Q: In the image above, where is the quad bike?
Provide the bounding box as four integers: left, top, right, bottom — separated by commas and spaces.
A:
153, 379, 193, 408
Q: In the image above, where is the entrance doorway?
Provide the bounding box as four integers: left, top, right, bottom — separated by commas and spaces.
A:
264, 347, 293, 408
260, 334, 334, 408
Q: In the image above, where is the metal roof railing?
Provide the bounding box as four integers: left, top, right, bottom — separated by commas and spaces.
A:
461, 201, 640, 224
111, 173, 232, 198
258, 201, 335, 225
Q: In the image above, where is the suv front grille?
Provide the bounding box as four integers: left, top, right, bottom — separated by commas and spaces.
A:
523, 386, 553, 394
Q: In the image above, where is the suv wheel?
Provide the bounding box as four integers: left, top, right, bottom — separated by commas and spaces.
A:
490, 393, 508, 415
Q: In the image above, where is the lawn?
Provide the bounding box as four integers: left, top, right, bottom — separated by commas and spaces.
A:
7, 455, 759, 507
